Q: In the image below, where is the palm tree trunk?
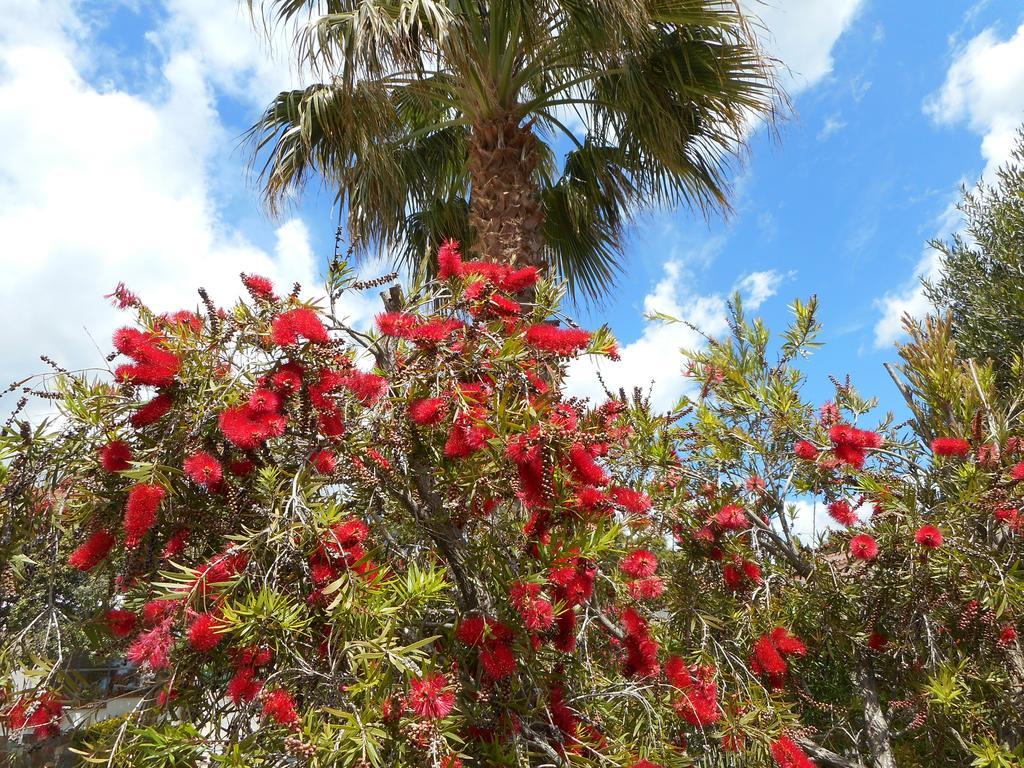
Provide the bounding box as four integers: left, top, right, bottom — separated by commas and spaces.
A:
467, 113, 545, 267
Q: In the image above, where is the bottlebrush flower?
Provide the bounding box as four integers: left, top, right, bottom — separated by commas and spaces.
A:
437, 239, 464, 279
1012, 461, 1024, 480
665, 659, 721, 726
480, 642, 517, 680
444, 413, 493, 458
849, 534, 879, 561
995, 507, 1021, 530
827, 499, 858, 526
750, 627, 806, 689
628, 577, 666, 600
376, 311, 419, 338
998, 624, 1018, 648
620, 549, 658, 579
931, 436, 970, 457
188, 613, 224, 653
611, 487, 652, 515
124, 483, 166, 548
715, 504, 747, 530
524, 324, 591, 356
407, 673, 455, 720
829, 424, 883, 468
130, 392, 173, 427
68, 529, 115, 571
127, 619, 174, 670
500, 266, 539, 293
867, 632, 888, 651
10, 693, 63, 739
270, 307, 330, 346
793, 440, 818, 460
262, 689, 300, 727
339, 371, 388, 406
509, 582, 555, 630
219, 403, 287, 450
248, 388, 281, 413
915, 525, 943, 549
105, 609, 137, 638
409, 397, 447, 426
227, 666, 263, 704
183, 451, 222, 487
329, 518, 370, 550
770, 627, 807, 657
770, 735, 815, 768
629, 761, 661, 768
99, 440, 133, 472
162, 528, 190, 560
567, 442, 609, 485
312, 449, 337, 475
242, 273, 276, 299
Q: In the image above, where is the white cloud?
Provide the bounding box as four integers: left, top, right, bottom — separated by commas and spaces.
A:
874, 22, 1024, 348
872, 250, 943, 349
565, 257, 783, 412
742, 0, 866, 94
925, 23, 1024, 177
818, 115, 847, 140
0, 1, 377, 404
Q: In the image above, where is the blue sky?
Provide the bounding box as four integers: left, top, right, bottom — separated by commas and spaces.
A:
1, 0, 1023, 419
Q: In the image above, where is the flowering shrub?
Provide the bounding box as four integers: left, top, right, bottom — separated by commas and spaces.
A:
0, 247, 1023, 767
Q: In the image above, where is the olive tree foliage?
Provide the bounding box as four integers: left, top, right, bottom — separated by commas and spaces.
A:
0, 248, 1022, 768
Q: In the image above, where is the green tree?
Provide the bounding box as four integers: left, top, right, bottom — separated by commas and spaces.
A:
926, 128, 1024, 387
246, 0, 779, 298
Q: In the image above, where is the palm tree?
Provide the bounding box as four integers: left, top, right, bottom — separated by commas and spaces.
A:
246, 0, 779, 300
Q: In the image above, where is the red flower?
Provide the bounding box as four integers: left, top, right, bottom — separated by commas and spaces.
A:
665, 659, 721, 726
1012, 461, 1024, 481
524, 324, 591, 356
339, 371, 388, 406
409, 397, 447, 426
849, 534, 879, 561
263, 689, 300, 727
248, 388, 281, 413
242, 273, 276, 299
915, 525, 943, 549
794, 440, 818, 460
715, 504, 747, 530
188, 612, 224, 653
99, 440, 133, 472
827, 499, 858, 527
124, 483, 166, 548
444, 413, 493, 458
329, 518, 370, 550
106, 609, 137, 637
931, 436, 970, 457
407, 673, 455, 720
568, 442, 609, 486
480, 642, 517, 680
68, 529, 115, 571
829, 424, 883, 468
183, 451, 222, 487
630, 761, 662, 768
131, 392, 173, 427
437, 239, 464, 279
270, 307, 330, 346
219, 403, 286, 450
620, 549, 658, 579
867, 632, 888, 651
995, 507, 1021, 531
127, 619, 174, 669
628, 577, 666, 600
227, 666, 263, 704
770, 735, 815, 768
611, 487, 652, 515
162, 528, 190, 560
376, 311, 419, 338
750, 627, 805, 689
312, 449, 337, 475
